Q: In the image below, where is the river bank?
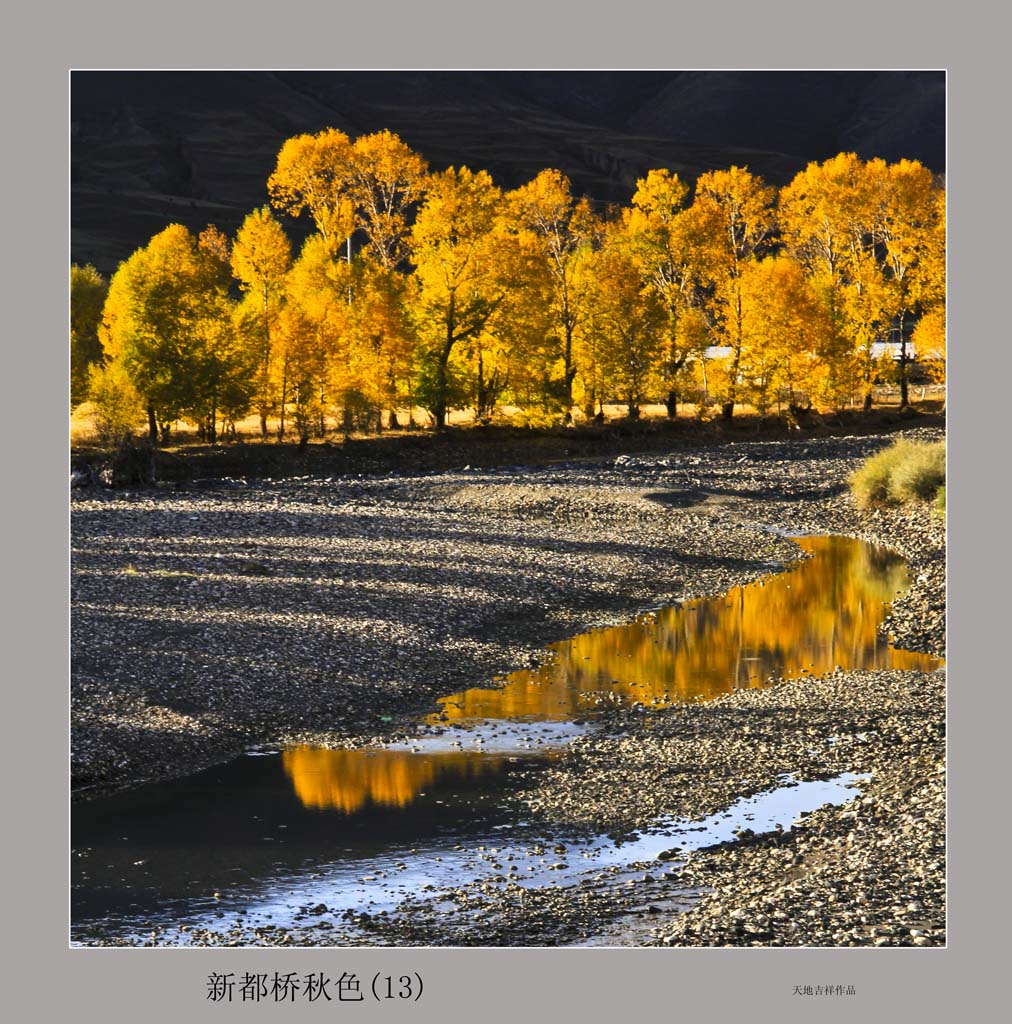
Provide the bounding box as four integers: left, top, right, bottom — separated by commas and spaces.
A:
71, 425, 945, 946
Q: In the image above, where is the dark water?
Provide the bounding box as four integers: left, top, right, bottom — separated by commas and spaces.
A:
72, 748, 549, 931
71, 535, 941, 942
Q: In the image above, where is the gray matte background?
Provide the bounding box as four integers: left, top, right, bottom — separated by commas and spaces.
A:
7, 1, 1006, 1020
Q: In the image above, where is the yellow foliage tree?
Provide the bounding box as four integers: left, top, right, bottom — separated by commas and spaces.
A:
583, 218, 666, 419
345, 259, 417, 428
690, 166, 777, 418
71, 264, 109, 408
282, 234, 355, 434
508, 169, 602, 420
626, 169, 711, 415
780, 154, 944, 410
86, 359, 144, 444
347, 130, 429, 270
456, 228, 556, 424
268, 128, 356, 249
231, 207, 292, 437
875, 159, 942, 407
100, 223, 240, 443
779, 152, 874, 281
736, 256, 835, 415
409, 167, 506, 428
912, 304, 945, 385
779, 153, 881, 408
910, 187, 945, 386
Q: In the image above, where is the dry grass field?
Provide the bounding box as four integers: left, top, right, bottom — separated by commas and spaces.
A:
70, 386, 945, 450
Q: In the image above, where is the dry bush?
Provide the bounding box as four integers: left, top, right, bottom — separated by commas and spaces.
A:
849, 439, 946, 509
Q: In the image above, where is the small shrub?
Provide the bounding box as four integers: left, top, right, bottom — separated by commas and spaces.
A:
888, 441, 946, 503
849, 444, 904, 507
510, 407, 561, 430
849, 438, 946, 509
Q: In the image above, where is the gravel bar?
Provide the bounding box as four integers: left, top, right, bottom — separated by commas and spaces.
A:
71, 425, 945, 946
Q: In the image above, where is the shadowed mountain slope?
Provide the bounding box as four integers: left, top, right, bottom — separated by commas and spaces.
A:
71, 70, 944, 274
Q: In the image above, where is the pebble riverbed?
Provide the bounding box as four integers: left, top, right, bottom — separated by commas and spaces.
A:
71, 425, 944, 946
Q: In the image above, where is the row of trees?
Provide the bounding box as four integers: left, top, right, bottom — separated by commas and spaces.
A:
71, 130, 945, 444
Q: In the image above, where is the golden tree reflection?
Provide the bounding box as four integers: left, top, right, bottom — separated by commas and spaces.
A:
282, 747, 505, 813
284, 537, 941, 813
431, 536, 941, 722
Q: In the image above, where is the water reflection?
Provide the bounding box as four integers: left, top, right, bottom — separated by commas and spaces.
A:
73, 535, 943, 935
284, 536, 940, 812
282, 748, 507, 813
430, 536, 941, 722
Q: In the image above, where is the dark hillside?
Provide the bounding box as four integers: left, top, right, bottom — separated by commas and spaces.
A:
71, 70, 944, 275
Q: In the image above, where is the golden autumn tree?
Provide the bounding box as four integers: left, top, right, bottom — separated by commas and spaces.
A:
913, 188, 946, 313
272, 301, 329, 442
344, 258, 417, 429
452, 227, 554, 424
779, 154, 944, 410
70, 264, 109, 408
583, 217, 666, 419
780, 154, 882, 409
268, 128, 429, 431
99, 223, 239, 443
281, 234, 355, 435
690, 166, 777, 418
507, 169, 601, 420
86, 359, 144, 443
874, 160, 944, 406
180, 227, 253, 442
626, 169, 715, 416
912, 305, 945, 385
778, 152, 874, 283
844, 249, 900, 408
735, 256, 836, 416
409, 167, 506, 428
909, 187, 946, 386
347, 130, 429, 270
231, 207, 292, 437
269, 127, 427, 266
268, 128, 356, 250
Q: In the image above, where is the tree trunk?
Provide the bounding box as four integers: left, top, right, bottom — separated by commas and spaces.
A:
723, 288, 743, 420
147, 403, 158, 445
665, 389, 678, 418
278, 361, 288, 440
434, 342, 449, 427
898, 312, 910, 409
562, 317, 576, 424
434, 301, 455, 430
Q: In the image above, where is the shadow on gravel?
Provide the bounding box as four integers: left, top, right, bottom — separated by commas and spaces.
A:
641, 490, 711, 508
695, 482, 851, 501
